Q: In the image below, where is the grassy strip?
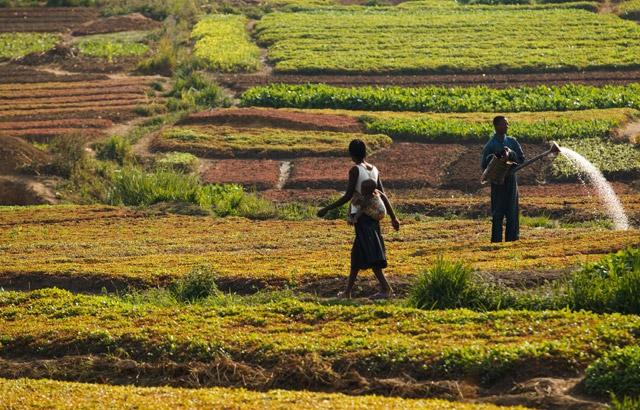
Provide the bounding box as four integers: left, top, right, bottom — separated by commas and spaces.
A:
241, 83, 640, 113
0, 205, 638, 287
154, 126, 392, 158
191, 14, 261, 72
75, 31, 151, 62
0, 288, 639, 385
256, 9, 640, 74
0, 33, 59, 60
0, 378, 520, 410
617, 0, 640, 19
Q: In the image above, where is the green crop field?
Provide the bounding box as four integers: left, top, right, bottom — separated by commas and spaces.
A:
241, 83, 640, 112
0, 33, 58, 60
153, 126, 391, 158
255, 8, 640, 74
192, 14, 261, 72
75, 31, 151, 61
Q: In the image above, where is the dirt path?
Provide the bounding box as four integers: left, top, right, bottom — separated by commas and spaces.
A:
0, 175, 58, 205
616, 119, 640, 143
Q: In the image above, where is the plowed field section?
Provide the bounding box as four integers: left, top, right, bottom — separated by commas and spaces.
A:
0, 76, 164, 140
0, 8, 98, 33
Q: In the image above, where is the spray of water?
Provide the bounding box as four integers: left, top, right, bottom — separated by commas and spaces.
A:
559, 147, 630, 230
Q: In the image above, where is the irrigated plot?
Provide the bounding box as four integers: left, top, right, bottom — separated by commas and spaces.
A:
152, 125, 391, 158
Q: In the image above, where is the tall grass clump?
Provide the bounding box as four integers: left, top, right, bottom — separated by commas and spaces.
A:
95, 136, 133, 165
567, 247, 640, 313
48, 134, 88, 178
169, 265, 220, 302
155, 152, 199, 173
408, 258, 476, 309
585, 346, 640, 398
166, 69, 230, 111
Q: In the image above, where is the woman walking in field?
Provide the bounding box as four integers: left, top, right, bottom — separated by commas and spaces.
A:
317, 139, 400, 299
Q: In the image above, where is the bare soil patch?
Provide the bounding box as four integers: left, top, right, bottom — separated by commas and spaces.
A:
0, 64, 107, 84
0, 136, 50, 174
180, 108, 364, 133
72, 13, 161, 36
0, 7, 98, 32
0, 176, 56, 205
287, 143, 468, 190
200, 159, 281, 190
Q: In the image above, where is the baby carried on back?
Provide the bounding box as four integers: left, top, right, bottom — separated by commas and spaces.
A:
348, 179, 389, 224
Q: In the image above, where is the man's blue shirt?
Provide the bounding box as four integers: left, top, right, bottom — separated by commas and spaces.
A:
481, 134, 525, 170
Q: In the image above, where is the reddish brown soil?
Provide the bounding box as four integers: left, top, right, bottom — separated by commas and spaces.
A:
286, 143, 467, 190
200, 159, 281, 190
0, 7, 98, 32
216, 70, 640, 91
0, 136, 49, 174
520, 182, 636, 197
72, 13, 161, 36
180, 108, 364, 133
0, 76, 163, 140
0, 65, 108, 84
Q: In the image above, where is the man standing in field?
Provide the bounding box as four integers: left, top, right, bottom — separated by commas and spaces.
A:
481, 116, 525, 242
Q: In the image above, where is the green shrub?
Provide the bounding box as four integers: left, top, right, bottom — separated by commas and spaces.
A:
137, 35, 177, 76
155, 152, 199, 173
585, 346, 640, 397
611, 395, 640, 410
48, 135, 88, 178
95, 136, 132, 165
568, 247, 640, 313
408, 258, 475, 309
166, 69, 230, 111
46, 0, 96, 5
169, 265, 220, 302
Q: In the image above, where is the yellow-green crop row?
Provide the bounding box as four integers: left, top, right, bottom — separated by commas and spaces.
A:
1, 289, 639, 385
0, 33, 59, 60
153, 126, 392, 158
256, 9, 640, 74
0, 378, 523, 410
192, 14, 261, 72
0, 205, 638, 288
617, 0, 640, 18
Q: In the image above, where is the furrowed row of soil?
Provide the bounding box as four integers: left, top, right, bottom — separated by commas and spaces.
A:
0, 7, 98, 32
71, 13, 161, 36
0, 119, 113, 130
0, 86, 154, 100
215, 70, 640, 91
0, 65, 108, 84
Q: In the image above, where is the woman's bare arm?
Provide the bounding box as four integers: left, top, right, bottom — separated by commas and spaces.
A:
317, 166, 358, 217
379, 192, 400, 231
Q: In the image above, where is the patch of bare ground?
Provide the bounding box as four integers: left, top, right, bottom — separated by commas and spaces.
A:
614, 119, 640, 143
179, 108, 364, 133
199, 158, 282, 190
0, 7, 98, 33
0, 175, 58, 205
72, 13, 161, 36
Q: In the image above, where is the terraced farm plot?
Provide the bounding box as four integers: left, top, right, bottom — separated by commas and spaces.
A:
200, 159, 283, 189
0, 7, 98, 32
287, 143, 467, 189
0, 32, 59, 60
0, 205, 638, 292
152, 126, 391, 158
0, 288, 638, 398
0, 64, 108, 84
0, 75, 165, 140
256, 9, 640, 74
0, 378, 521, 410
75, 31, 151, 61
192, 14, 261, 72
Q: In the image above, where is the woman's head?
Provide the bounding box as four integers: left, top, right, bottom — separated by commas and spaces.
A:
348, 139, 366, 163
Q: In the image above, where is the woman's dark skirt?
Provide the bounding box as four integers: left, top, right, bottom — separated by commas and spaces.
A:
351, 214, 388, 270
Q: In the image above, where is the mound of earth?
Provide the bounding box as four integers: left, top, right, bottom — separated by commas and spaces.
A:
0, 176, 56, 205
0, 137, 50, 175
72, 13, 161, 36
179, 108, 364, 133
